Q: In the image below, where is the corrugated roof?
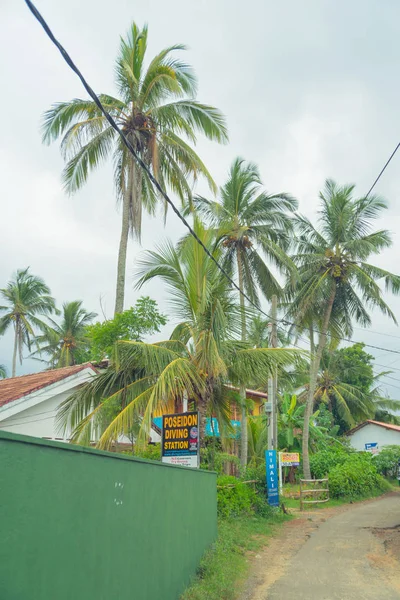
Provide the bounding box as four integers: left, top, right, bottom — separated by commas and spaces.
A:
0, 364, 97, 408
346, 419, 400, 436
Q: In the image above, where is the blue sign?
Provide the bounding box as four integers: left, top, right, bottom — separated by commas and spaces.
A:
153, 417, 241, 438
265, 450, 279, 507
205, 418, 241, 438
365, 442, 378, 453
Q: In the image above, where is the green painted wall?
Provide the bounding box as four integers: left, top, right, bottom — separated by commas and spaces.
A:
0, 431, 217, 600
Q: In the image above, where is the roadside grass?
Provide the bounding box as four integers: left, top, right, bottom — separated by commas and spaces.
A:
180, 513, 289, 600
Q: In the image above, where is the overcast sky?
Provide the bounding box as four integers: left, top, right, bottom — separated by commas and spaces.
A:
1, 0, 400, 395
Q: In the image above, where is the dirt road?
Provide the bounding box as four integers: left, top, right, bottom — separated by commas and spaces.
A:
243, 493, 400, 600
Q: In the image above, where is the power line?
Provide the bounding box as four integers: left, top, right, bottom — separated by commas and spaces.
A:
352, 326, 400, 341
375, 362, 400, 373
0, 414, 55, 428
365, 142, 400, 198
375, 372, 400, 385
25, 0, 400, 360
281, 320, 400, 355
0, 408, 56, 424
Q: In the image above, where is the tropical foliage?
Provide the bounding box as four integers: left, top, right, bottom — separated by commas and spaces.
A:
0, 268, 57, 376
85, 296, 167, 361
3, 93, 400, 484
42, 22, 228, 315
195, 158, 297, 464
32, 300, 97, 368
57, 221, 300, 451
286, 180, 400, 477
312, 347, 400, 431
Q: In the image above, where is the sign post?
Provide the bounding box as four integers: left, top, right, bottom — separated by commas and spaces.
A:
265, 450, 279, 507
278, 452, 300, 494
161, 412, 199, 468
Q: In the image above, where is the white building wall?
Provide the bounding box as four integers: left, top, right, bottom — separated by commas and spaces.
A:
348, 423, 400, 452
0, 388, 78, 440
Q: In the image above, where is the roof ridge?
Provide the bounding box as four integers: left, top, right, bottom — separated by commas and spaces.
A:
0, 362, 94, 382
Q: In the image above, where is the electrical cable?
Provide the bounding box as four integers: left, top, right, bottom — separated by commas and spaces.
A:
0, 414, 56, 428
351, 326, 400, 341
24, 0, 400, 358
0, 408, 56, 424
375, 363, 400, 373
364, 142, 400, 198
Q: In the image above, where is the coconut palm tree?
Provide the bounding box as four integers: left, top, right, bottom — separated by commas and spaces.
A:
0, 268, 57, 377
277, 394, 326, 452
32, 301, 97, 368
58, 221, 300, 452
287, 179, 400, 478
42, 23, 228, 316
195, 158, 297, 464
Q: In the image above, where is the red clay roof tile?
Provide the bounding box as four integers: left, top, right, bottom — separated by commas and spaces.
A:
0, 364, 96, 408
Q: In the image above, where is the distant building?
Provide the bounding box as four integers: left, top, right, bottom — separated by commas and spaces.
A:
346, 420, 400, 453
0, 364, 97, 441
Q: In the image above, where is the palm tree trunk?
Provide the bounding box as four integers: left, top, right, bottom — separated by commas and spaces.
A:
302, 282, 337, 479
236, 248, 248, 468
12, 322, 18, 378
114, 158, 136, 316
114, 158, 142, 316
114, 191, 130, 315
309, 324, 315, 355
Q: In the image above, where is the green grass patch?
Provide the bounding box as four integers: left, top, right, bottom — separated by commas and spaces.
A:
180, 513, 288, 600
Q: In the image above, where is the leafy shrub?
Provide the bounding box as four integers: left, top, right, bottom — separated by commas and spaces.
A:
200, 446, 241, 475
244, 463, 267, 496
243, 463, 278, 516
329, 453, 390, 498
252, 493, 277, 518
217, 475, 258, 518
133, 443, 161, 461
310, 447, 350, 478
373, 445, 400, 478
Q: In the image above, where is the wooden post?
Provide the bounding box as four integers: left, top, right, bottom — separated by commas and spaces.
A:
299, 478, 329, 511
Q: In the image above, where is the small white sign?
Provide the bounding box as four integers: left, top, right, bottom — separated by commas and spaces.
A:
162, 455, 199, 468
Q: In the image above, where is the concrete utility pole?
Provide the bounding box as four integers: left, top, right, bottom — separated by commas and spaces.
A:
267, 295, 278, 449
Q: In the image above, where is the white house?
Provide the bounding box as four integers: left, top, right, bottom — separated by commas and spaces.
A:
346, 420, 400, 453
0, 364, 97, 440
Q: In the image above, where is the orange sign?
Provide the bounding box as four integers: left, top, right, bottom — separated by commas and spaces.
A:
280, 452, 300, 466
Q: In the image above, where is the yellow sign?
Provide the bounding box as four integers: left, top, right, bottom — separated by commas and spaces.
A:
280, 452, 300, 466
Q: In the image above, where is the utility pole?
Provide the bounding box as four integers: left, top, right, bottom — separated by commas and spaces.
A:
267, 295, 278, 449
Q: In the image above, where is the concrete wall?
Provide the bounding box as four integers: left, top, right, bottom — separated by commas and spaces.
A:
0, 431, 217, 600
348, 423, 400, 452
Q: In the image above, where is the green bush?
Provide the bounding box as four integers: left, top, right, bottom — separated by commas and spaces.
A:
133, 443, 161, 461
373, 445, 400, 478
217, 475, 258, 518
244, 463, 278, 516
310, 447, 350, 478
200, 446, 241, 475
243, 463, 267, 496
329, 453, 390, 498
